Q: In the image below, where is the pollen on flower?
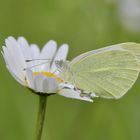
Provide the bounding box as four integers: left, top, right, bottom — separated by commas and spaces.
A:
33, 72, 64, 83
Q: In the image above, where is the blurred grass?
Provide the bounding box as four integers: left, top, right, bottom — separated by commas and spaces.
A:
0, 0, 140, 140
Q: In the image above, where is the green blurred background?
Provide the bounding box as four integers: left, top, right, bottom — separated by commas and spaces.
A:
0, 0, 140, 140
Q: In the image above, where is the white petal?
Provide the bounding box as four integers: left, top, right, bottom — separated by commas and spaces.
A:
51, 44, 69, 72
6, 65, 25, 85
1, 47, 10, 66
5, 37, 26, 68
2, 46, 16, 70
55, 44, 69, 60
58, 89, 93, 102
34, 75, 46, 92
17, 36, 29, 49
2, 40, 26, 82
25, 69, 35, 89
30, 44, 40, 71
39, 40, 57, 71
42, 77, 58, 93
30, 44, 40, 58
2, 46, 23, 85
5, 37, 26, 63
17, 37, 32, 66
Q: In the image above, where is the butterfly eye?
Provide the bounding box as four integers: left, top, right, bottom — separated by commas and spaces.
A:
54, 61, 59, 67
55, 60, 63, 68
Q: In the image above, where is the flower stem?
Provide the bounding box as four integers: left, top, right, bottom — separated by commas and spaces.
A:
34, 95, 48, 140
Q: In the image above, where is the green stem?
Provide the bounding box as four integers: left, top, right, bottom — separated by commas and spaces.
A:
34, 95, 48, 140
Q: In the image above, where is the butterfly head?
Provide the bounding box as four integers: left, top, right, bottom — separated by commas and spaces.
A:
55, 60, 64, 69
55, 60, 70, 71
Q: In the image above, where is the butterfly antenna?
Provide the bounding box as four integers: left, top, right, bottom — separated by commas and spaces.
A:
23, 61, 53, 71
24, 59, 64, 71
25, 58, 54, 62
24, 58, 55, 70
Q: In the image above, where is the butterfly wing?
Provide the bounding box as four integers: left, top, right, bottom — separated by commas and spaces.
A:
67, 45, 140, 99
70, 43, 140, 65
121, 43, 140, 63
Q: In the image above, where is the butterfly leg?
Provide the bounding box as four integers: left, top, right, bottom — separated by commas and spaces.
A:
60, 82, 98, 99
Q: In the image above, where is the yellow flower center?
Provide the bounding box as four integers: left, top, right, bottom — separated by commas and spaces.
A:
33, 72, 64, 83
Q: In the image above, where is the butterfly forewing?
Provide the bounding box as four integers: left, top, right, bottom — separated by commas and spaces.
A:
70, 43, 140, 65
67, 49, 140, 99
121, 43, 140, 63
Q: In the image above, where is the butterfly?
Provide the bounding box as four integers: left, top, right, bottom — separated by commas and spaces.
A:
26, 43, 140, 99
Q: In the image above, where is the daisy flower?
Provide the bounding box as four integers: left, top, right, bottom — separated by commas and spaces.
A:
1, 36, 93, 102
